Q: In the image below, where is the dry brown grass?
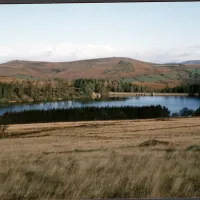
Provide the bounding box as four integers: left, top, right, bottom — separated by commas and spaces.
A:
133, 82, 179, 90
0, 117, 200, 199
0, 57, 155, 79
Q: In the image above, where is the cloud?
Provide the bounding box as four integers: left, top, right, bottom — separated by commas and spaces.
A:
0, 43, 200, 64
0, 43, 127, 63
135, 45, 200, 63
0, 46, 12, 57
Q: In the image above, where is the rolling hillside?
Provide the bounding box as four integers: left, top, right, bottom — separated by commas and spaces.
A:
0, 57, 200, 88
181, 60, 200, 65
166, 60, 200, 65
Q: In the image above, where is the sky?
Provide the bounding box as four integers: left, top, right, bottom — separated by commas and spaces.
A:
0, 2, 200, 63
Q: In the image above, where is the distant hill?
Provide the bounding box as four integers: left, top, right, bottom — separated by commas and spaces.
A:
165, 60, 200, 65
0, 57, 159, 79
181, 60, 200, 65
0, 57, 200, 89
164, 62, 179, 65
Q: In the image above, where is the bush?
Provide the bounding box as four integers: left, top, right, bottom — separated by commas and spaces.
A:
194, 107, 200, 116
20, 94, 33, 102
0, 119, 9, 138
171, 112, 179, 117
179, 107, 194, 117
0, 98, 9, 104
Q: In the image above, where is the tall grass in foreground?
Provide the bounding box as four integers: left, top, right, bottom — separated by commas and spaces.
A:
0, 151, 200, 199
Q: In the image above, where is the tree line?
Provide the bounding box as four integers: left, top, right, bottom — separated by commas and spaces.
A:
0, 105, 170, 124
0, 79, 151, 104
1, 105, 199, 125
172, 106, 200, 117
161, 83, 200, 96
161, 72, 200, 96
0, 77, 199, 105
0, 80, 81, 104
73, 78, 150, 96
69, 78, 200, 96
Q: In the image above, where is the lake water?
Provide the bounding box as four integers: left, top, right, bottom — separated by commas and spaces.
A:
0, 96, 199, 116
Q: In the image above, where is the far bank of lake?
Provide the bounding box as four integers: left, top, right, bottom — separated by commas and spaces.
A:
109, 92, 198, 97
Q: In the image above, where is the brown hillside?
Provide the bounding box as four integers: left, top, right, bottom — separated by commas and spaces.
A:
0, 57, 200, 88
0, 57, 164, 79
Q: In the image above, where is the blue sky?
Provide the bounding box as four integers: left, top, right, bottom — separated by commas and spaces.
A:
0, 2, 200, 63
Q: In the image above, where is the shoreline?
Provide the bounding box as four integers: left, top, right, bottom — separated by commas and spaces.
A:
6, 116, 200, 128
109, 92, 198, 97
0, 92, 198, 107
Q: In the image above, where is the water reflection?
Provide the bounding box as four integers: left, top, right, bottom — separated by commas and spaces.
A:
0, 96, 199, 116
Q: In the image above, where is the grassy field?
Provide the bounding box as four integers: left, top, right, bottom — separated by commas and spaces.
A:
0, 117, 200, 199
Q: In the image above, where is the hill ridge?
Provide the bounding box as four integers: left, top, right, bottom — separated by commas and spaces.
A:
0, 57, 200, 88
